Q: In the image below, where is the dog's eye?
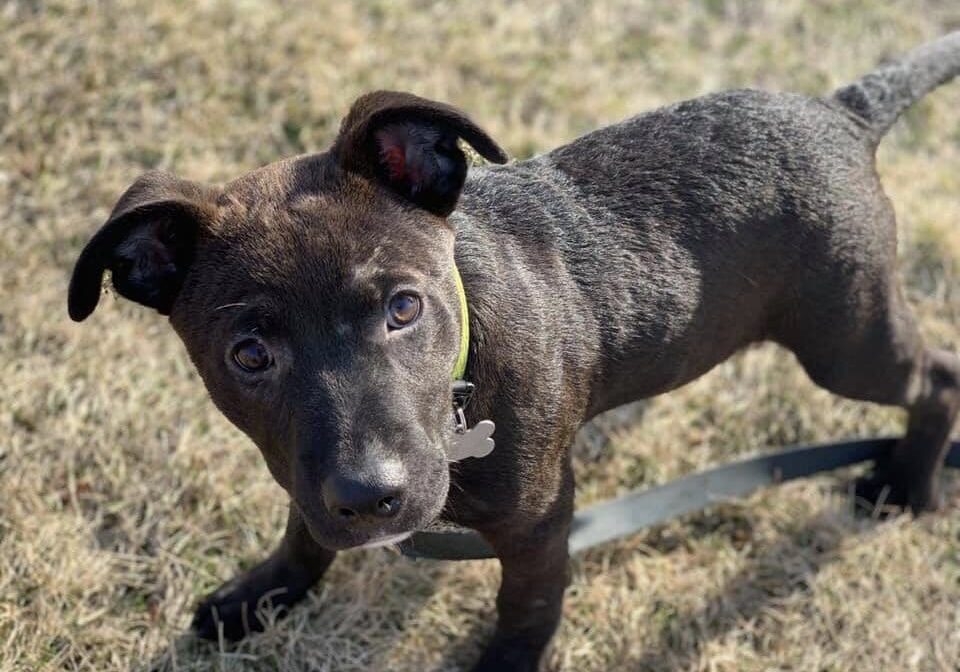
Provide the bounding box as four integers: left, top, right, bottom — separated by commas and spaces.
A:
232, 338, 272, 372
386, 292, 421, 329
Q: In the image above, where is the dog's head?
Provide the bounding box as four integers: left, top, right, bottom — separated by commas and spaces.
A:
68, 92, 507, 549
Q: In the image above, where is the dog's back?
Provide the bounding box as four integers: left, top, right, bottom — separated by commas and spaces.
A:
454, 32, 960, 416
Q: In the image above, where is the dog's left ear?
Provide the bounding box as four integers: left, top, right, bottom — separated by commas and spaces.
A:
332, 90, 508, 216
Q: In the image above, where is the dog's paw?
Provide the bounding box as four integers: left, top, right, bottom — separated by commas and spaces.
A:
470, 635, 548, 672
853, 470, 941, 516
192, 561, 312, 642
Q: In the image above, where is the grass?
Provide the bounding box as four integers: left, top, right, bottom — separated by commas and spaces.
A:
2, 0, 960, 670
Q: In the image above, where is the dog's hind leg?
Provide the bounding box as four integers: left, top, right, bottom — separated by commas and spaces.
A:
774, 216, 960, 512
886, 346, 960, 511
192, 504, 336, 641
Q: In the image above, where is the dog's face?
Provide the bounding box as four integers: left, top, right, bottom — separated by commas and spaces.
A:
68, 92, 507, 549
169, 169, 461, 550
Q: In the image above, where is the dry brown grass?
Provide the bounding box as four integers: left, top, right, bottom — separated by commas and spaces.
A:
3, 1, 960, 670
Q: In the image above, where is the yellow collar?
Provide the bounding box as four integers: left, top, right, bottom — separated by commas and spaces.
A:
451, 264, 469, 380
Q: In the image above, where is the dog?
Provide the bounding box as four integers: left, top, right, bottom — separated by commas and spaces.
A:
69, 33, 960, 671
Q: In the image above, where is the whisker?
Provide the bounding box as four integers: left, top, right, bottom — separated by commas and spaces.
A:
214, 302, 247, 312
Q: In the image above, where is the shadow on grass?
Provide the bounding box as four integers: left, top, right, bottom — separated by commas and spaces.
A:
139, 550, 458, 672
138, 409, 896, 672
621, 510, 874, 671
619, 472, 960, 670
447, 504, 855, 672
137, 502, 888, 671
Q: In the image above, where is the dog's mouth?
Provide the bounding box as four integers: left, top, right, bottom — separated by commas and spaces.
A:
303, 519, 427, 552
356, 532, 413, 549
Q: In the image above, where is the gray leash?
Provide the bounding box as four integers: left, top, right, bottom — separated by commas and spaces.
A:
398, 438, 960, 561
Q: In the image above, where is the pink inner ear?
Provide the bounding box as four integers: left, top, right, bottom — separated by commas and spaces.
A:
377, 130, 408, 182
382, 144, 406, 181
376, 123, 437, 195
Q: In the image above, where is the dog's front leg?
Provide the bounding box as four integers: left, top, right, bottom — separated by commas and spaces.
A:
472, 478, 574, 672
193, 503, 335, 641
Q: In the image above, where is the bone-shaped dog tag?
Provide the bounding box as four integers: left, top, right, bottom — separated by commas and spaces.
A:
448, 420, 496, 462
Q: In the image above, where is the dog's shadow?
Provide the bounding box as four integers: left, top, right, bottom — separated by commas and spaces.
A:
139, 499, 888, 672
432, 502, 882, 672
570, 504, 883, 672
138, 403, 652, 672
138, 404, 897, 672
139, 548, 476, 672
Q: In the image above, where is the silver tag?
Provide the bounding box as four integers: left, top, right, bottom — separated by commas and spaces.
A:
448, 420, 496, 462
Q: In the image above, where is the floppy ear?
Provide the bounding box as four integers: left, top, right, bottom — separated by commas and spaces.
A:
68, 171, 216, 322
332, 90, 508, 216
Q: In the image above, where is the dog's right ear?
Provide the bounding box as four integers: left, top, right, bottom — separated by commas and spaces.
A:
68, 171, 217, 322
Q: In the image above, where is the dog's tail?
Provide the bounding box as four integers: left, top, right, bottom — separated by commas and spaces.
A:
830, 31, 960, 142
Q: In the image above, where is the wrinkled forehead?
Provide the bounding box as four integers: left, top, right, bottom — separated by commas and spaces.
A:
191, 155, 454, 312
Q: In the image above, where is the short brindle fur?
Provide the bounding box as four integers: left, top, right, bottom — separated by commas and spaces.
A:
70, 34, 960, 671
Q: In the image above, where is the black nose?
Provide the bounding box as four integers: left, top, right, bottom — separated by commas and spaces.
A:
321, 475, 404, 521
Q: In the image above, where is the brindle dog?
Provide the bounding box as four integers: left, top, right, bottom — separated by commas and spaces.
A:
69, 33, 960, 671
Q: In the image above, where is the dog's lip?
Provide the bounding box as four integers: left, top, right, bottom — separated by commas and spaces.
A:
355, 531, 413, 549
